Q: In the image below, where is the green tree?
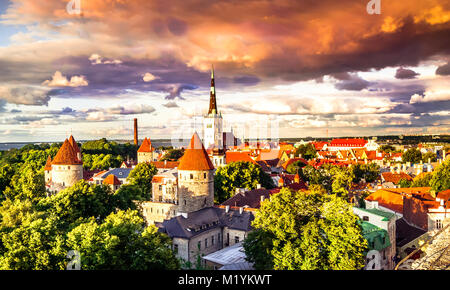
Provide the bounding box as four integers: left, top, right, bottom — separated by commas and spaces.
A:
0, 164, 15, 200
398, 178, 412, 188
411, 172, 433, 187
430, 160, 450, 192
0, 215, 67, 270
37, 180, 114, 228
350, 163, 380, 183
286, 160, 307, 175
160, 149, 184, 161
402, 148, 422, 164
66, 210, 179, 270
294, 143, 317, 160
379, 145, 396, 153
214, 161, 275, 203
422, 152, 437, 163
126, 162, 158, 197
330, 166, 354, 198
243, 188, 367, 270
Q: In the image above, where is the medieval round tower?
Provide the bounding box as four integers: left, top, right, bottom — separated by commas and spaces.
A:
177, 132, 215, 213
46, 136, 83, 190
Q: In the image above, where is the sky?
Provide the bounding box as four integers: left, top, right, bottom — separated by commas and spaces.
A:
0, 0, 449, 142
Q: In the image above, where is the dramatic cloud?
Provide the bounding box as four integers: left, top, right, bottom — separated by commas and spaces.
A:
332, 73, 372, 91
436, 62, 450, 75
0, 0, 449, 140
42, 71, 88, 87
395, 67, 420, 79
0, 85, 50, 105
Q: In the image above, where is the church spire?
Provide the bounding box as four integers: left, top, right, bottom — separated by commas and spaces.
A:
208, 64, 218, 115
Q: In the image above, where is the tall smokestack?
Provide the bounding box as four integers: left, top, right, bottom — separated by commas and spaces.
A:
134, 118, 138, 146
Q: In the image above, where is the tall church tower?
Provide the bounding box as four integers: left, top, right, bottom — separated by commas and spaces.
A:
203, 65, 223, 151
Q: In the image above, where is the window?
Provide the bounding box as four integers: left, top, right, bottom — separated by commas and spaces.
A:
68, 166, 70, 170
190, 174, 193, 179
363, 216, 369, 221
436, 219, 442, 229
204, 173, 206, 179
235, 236, 240, 244
212, 236, 215, 245
205, 238, 208, 248
184, 200, 187, 206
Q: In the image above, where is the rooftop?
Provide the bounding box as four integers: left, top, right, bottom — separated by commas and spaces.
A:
178, 132, 214, 171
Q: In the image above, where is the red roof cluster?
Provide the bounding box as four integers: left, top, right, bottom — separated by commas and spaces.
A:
329, 138, 367, 147
381, 172, 413, 184
178, 132, 214, 171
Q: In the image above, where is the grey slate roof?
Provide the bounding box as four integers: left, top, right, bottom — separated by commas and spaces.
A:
160, 207, 254, 239
101, 168, 132, 179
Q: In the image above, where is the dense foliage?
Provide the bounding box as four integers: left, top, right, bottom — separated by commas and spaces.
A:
126, 162, 158, 198
160, 149, 184, 161
294, 143, 317, 160
81, 138, 136, 170
402, 148, 422, 164
243, 188, 368, 270
214, 161, 275, 203
0, 143, 179, 270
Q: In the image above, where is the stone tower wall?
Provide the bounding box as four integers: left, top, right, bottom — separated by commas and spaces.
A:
177, 169, 214, 213
51, 164, 83, 187
138, 152, 154, 163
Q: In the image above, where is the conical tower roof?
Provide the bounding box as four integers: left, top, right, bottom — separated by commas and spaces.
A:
52, 139, 82, 165
138, 137, 154, 152
178, 132, 214, 171
68, 135, 80, 154
44, 155, 52, 170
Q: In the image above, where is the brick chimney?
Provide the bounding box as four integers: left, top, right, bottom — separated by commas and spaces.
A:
134, 118, 138, 146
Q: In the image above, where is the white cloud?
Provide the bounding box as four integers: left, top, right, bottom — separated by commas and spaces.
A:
42, 71, 88, 87
410, 89, 450, 103
142, 72, 159, 82
89, 53, 122, 65
25, 118, 59, 128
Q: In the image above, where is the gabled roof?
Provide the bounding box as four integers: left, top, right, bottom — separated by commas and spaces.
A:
138, 137, 154, 153
103, 174, 121, 185
178, 132, 214, 171
52, 139, 82, 165
221, 188, 272, 209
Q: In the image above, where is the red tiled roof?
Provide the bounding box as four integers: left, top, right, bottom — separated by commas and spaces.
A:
52, 139, 82, 165
138, 137, 154, 153
178, 132, 214, 171
312, 141, 329, 151
151, 161, 180, 169
152, 176, 164, 183
366, 189, 404, 214
225, 151, 257, 164
381, 172, 413, 184
68, 135, 80, 154
329, 138, 367, 147
44, 155, 52, 170
103, 174, 121, 185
